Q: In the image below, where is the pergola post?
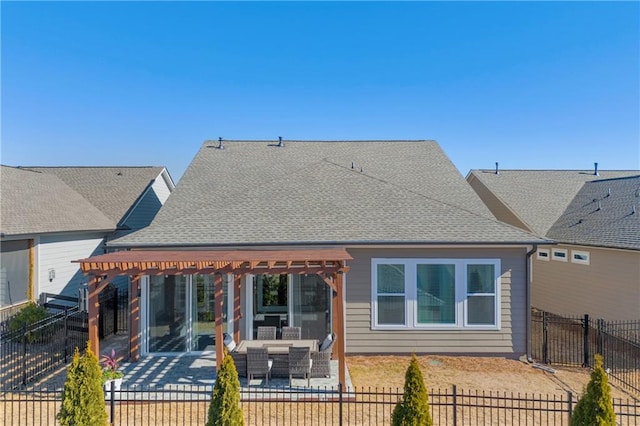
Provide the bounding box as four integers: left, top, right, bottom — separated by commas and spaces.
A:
88, 275, 100, 356
214, 273, 225, 370
333, 272, 347, 391
129, 275, 141, 361
233, 275, 242, 345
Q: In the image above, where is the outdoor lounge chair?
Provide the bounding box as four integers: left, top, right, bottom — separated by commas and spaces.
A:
281, 326, 301, 340
257, 326, 277, 340
247, 347, 273, 386
311, 333, 335, 378
288, 346, 312, 387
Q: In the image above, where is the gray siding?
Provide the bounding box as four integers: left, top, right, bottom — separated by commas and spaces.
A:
532, 245, 640, 320
344, 247, 527, 357
38, 234, 105, 297
123, 175, 172, 231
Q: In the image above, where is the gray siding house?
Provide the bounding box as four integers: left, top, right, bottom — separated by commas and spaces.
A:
467, 168, 640, 321
108, 140, 547, 359
0, 165, 174, 309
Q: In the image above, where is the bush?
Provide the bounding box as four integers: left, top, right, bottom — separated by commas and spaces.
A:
392, 354, 432, 426
8, 302, 49, 342
207, 349, 244, 426
571, 354, 616, 426
58, 342, 108, 426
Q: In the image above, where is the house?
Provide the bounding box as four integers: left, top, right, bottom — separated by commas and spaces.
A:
76, 140, 548, 384
0, 165, 174, 311
466, 166, 640, 320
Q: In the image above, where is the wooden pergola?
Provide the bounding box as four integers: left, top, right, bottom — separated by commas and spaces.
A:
75, 248, 351, 389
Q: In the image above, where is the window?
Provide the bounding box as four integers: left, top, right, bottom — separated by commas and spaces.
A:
552, 249, 568, 262
372, 259, 500, 330
537, 249, 550, 261
571, 250, 590, 265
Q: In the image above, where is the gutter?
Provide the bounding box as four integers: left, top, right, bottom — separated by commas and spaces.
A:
525, 244, 538, 362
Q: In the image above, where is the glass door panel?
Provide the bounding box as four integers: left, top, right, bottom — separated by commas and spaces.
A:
253, 274, 288, 338
291, 275, 331, 341
148, 275, 187, 353
190, 275, 229, 351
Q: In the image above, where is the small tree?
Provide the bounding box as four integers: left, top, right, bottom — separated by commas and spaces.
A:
58, 343, 108, 426
571, 354, 616, 426
392, 354, 432, 426
207, 349, 244, 426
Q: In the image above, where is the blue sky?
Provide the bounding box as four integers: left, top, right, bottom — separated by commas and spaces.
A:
2, 1, 639, 182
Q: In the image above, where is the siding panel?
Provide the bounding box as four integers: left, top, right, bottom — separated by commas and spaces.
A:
345, 247, 527, 357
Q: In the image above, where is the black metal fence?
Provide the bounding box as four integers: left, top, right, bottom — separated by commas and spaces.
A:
0, 308, 88, 388
2, 384, 639, 425
98, 286, 129, 338
532, 308, 640, 395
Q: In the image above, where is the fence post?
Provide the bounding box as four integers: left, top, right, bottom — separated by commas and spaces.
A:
110, 380, 115, 425
567, 391, 573, 422
583, 314, 590, 367
338, 384, 343, 426
542, 311, 548, 364
64, 308, 69, 363
452, 384, 458, 426
597, 318, 605, 358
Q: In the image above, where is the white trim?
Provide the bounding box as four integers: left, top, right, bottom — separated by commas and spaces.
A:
245, 274, 254, 340
552, 248, 568, 262
536, 249, 550, 261
571, 250, 590, 265
371, 258, 501, 331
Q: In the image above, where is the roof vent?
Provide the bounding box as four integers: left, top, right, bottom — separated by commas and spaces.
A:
360, 166, 364, 173
607, 188, 611, 197
597, 201, 602, 211
277, 136, 284, 147
351, 161, 355, 169
633, 205, 637, 215
594, 162, 599, 176
495, 162, 499, 175
217, 137, 224, 149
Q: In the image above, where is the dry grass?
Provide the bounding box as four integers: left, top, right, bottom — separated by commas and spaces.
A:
347, 354, 638, 400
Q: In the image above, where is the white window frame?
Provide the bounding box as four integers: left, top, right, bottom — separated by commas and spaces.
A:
571, 250, 590, 265
371, 258, 501, 331
552, 248, 568, 262
537, 249, 550, 261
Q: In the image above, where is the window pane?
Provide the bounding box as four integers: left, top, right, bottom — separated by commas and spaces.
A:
377, 296, 405, 325
377, 264, 405, 294
416, 264, 455, 324
468, 295, 495, 325
467, 264, 495, 294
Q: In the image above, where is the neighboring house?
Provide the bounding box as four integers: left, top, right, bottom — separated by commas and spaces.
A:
83, 140, 547, 362
0, 165, 174, 309
466, 167, 640, 321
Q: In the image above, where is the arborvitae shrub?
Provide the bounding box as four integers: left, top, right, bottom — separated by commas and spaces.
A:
207, 349, 244, 426
58, 343, 108, 426
571, 354, 616, 426
391, 354, 432, 426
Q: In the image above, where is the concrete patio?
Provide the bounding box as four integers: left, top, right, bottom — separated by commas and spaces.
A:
32, 333, 353, 392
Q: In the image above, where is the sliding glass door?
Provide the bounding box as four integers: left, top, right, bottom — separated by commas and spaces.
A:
146, 274, 230, 354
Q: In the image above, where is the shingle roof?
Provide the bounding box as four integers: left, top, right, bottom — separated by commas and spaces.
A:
111, 140, 546, 247
1, 166, 115, 236
547, 175, 640, 250
467, 170, 638, 236
467, 169, 640, 250
23, 166, 165, 224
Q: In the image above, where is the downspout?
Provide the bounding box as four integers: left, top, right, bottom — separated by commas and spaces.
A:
526, 244, 538, 362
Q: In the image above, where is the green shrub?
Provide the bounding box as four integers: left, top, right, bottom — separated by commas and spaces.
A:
392, 354, 432, 426
58, 342, 108, 426
571, 354, 616, 426
207, 349, 244, 426
8, 302, 49, 342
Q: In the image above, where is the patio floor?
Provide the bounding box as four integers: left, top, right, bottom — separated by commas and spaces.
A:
32, 333, 353, 392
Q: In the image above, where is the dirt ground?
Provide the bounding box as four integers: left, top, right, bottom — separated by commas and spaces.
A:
346, 354, 638, 401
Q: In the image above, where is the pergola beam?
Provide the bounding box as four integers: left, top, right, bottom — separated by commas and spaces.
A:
76, 249, 352, 375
